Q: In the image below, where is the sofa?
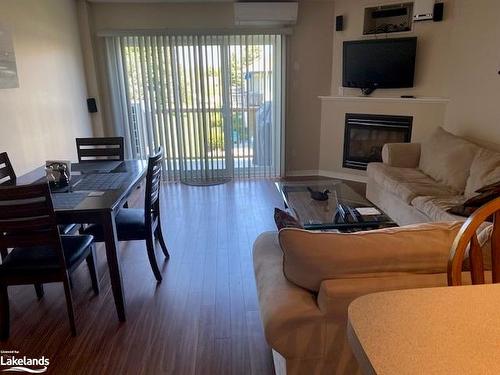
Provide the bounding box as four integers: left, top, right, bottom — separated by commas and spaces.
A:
367, 126, 500, 226
253, 128, 500, 374
253, 221, 478, 375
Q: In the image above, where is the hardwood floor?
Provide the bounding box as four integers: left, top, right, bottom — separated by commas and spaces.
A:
0, 180, 285, 374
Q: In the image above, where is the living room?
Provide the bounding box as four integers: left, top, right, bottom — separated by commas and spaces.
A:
0, 0, 499, 374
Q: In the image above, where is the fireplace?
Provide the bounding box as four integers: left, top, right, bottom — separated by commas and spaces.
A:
343, 113, 413, 170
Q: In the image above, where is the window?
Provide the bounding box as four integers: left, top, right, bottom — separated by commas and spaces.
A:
105, 33, 285, 184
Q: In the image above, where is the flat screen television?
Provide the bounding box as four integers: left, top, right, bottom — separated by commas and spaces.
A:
343, 37, 417, 95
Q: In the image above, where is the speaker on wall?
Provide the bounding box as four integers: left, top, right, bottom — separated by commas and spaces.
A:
87, 98, 98, 113
336, 15, 343, 31
433, 2, 444, 22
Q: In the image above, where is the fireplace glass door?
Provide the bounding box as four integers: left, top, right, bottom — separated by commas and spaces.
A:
343, 113, 412, 170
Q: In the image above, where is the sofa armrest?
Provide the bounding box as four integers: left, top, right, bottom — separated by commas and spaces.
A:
382, 143, 421, 168
317, 273, 449, 318
253, 232, 326, 360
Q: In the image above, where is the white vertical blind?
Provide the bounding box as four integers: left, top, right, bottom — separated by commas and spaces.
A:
105, 32, 284, 183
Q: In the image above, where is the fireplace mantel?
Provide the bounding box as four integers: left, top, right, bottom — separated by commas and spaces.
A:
319, 96, 450, 104
315, 95, 449, 182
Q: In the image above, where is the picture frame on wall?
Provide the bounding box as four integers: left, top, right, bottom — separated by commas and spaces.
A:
0, 25, 19, 89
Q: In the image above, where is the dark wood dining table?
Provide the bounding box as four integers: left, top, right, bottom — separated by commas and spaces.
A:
14, 160, 148, 322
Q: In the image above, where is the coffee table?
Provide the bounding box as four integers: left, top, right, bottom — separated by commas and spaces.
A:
275, 179, 396, 231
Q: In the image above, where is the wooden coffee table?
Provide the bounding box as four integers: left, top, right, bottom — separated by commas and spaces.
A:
275, 179, 396, 231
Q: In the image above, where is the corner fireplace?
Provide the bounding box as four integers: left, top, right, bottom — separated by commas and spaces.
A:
343, 113, 413, 170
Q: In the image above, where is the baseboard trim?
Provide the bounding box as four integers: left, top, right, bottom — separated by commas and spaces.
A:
317, 170, 368, 183
285, 169, 319, 177
286, 169, 368, 183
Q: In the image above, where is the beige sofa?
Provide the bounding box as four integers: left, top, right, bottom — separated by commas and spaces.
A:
367, 127, 500, 226
253, 127, 499, 374
253, 222, 472, 375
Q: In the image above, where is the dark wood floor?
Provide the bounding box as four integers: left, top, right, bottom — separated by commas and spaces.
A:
0, 180, 286, 374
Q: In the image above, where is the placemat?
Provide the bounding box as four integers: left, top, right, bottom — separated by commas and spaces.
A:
52, 192, 89, 209
72, 161, 123, 174
73, 173, 128, 191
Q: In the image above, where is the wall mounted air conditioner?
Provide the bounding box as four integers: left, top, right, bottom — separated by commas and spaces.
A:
234, 2, 299, 26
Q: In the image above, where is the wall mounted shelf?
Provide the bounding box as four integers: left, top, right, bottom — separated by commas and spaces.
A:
363, 2, 414, 35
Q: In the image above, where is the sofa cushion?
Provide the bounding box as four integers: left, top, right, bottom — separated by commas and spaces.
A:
279, 222, 463, 292
411, 195, 467, 222
465, 148, 500, 198
419, 127, 478, 193
367, 162, 455, 204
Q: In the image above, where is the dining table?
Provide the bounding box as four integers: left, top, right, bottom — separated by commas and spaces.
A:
14, 159, 148, 322
347, 283, 500, 374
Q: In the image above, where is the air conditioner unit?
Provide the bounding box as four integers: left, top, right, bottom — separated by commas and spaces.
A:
413, 0, 435, 21
234, 2, 299, 26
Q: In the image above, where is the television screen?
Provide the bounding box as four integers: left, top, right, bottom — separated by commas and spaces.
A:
343, 37, 417, 90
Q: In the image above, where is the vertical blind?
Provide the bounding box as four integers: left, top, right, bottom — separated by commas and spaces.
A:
105, 33, 285, 184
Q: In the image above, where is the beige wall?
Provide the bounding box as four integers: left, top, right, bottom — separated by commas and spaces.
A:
331, 0, 454, 98
84, 0, 334, 173
319, 0, 500, 178
444, 0, 500, 146
83, 0, 500, 178
0, 0, 93, 175
286, 0, 334, 172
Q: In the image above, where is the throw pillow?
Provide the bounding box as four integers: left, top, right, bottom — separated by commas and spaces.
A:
419, 127, 478, 193
448, 185, 500, 217
274, 208, 303, 231
464, 148, 500, 197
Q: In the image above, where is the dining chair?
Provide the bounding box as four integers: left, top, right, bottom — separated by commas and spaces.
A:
448, 197, 500, 286
0, 152, 16, 186
82, 147, 169, 282
0, 183, 99, 339
0, 151, 77, 238
76, 137, 125, 162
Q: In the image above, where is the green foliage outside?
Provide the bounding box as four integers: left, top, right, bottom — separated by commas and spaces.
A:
124, 41, 263, 153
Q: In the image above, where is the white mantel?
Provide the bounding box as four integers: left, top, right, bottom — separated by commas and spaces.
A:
313, 95, 449, 181
319, 96, 450, 104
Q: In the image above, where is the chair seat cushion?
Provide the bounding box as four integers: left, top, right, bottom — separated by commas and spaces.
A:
0, 235, 94, 274
82, 209, 146, 242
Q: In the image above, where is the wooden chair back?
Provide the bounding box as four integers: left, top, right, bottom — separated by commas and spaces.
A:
144, 147, 163, 228
0, 183, 66, 268
448, 197, 500, 286
76, 137, 125, 162
0, 152, 16, 185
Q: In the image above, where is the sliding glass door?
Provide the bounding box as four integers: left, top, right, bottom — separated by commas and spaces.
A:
105, 33, 284, 184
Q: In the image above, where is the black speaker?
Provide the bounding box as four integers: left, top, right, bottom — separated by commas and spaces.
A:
87, 98, 98, 113
433, 2, 444, 22
336, 15, 343, 31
